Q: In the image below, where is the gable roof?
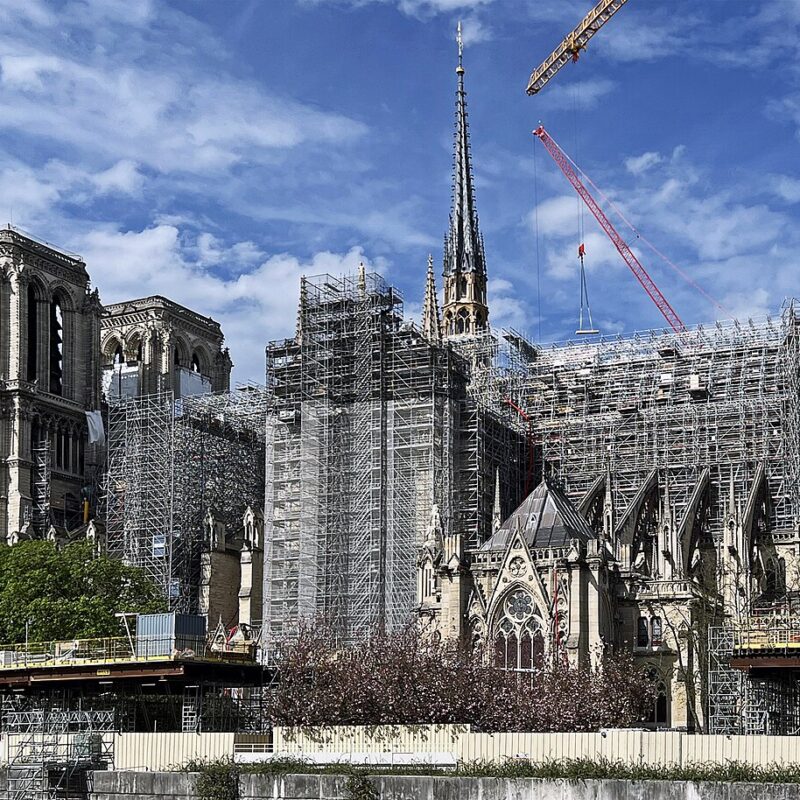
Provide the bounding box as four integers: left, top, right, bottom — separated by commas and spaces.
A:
480, 478, 596, 552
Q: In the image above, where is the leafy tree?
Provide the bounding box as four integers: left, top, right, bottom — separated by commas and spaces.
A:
0, 540, 165, 643
266, 624, 653, 733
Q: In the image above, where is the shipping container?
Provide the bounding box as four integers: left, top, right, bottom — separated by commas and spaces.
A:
135, 613, 207, 658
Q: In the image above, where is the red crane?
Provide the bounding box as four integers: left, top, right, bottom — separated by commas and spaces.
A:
533, 125, 686, 334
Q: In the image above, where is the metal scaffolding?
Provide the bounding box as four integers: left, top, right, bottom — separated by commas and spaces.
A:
508, 308, 800, 734
105, 387, 268, 611
707, 626, 741, 735
2, 702, 115, 800
31, 441, 51, 534
105, 393, 174, 597
512, 310, 800, 559
264, 271, 526, 647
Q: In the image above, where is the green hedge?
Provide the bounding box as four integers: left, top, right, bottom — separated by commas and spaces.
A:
183, 756, 800, 799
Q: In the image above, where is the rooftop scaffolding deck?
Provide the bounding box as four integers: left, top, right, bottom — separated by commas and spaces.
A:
0, 634, 263, 689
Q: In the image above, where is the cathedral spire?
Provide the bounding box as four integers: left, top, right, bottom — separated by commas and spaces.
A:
422, 254, 441, 343
440, 22, 489, 338
445, 22, 485, 281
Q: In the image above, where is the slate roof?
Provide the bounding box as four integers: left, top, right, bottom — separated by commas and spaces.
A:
480, 479, 596, 552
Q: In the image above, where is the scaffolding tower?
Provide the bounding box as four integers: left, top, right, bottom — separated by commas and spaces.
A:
105, 387, 268, 611
105, 393, 175, 598
264, 271, 527, 647
3, 704, 115, 800
31, 440, 51, 534
707, 626, 741, 734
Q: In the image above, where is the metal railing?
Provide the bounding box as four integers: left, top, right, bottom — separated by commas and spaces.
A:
0, 634, 212, 669
733, 616, 800, 652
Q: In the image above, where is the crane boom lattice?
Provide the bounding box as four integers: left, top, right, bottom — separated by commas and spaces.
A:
527, 0, 629, 95
533, 126, 686, 333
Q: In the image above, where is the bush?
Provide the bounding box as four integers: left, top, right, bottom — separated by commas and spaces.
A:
186, 757, 800, 788
185, 759, 239, 800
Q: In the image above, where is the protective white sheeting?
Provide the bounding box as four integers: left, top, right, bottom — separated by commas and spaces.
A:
103, 364, 141, 400
178, 367, 212, 398
85, 410, 105, 444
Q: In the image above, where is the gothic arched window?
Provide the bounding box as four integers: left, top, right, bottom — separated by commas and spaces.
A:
49, 296, 64, 395
651, 617, 663, 647
493, 589, 544, 672
27, 284, 38, 381
456, 308, 469, 335
637, 616, 649, 648
646, 668, 669, 726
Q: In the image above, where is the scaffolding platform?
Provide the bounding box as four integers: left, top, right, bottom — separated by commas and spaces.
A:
0, 633, 265, 691
730, 617, 800, 669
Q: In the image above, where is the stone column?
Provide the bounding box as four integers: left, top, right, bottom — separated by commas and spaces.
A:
7, 264, 25, 383
160, 326, 174, 395
6, 396, 29, 532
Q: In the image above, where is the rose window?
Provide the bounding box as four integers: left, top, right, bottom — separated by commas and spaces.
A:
506, 590, 533, 621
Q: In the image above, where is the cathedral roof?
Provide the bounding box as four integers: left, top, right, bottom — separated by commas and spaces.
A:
480, 479, 595, 552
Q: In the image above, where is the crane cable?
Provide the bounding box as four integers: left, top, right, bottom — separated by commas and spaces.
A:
532, 127, 543, 342
572, 82, 597, 334
545, 127, 732, 319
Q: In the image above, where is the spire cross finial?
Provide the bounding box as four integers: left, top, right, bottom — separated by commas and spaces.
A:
456, 21, 464, 70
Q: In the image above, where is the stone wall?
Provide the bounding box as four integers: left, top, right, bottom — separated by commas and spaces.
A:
91, 771, 198, 800
90, 771, 800, 800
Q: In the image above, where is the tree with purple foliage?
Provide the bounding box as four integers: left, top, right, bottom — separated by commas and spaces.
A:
265, 624, 653, 732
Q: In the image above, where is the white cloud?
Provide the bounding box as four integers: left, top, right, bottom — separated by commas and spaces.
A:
720, 287, 771, 321
488, 277, 527, 330
77, 223, 383, 382
0, 0, 56, 27
769, 174, 800, 204
91, 160, 144, 196
528, 195, 581, 238
0, 54, 60, 90
544, 231, 620, 281
591, 13, 689, 63
460, 14, 492, 44
535, 78, 617, 111
0, 162, 61, 222
625, 151, 663, 175
0, 49, 366, 176
303, 0, 494, 17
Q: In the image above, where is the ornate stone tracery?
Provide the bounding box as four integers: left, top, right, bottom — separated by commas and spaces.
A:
492, 587, 545, 671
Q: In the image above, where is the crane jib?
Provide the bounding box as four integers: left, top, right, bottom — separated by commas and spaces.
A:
532, 126, 686, 334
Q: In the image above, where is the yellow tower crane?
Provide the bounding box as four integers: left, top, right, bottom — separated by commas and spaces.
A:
526, 0, 630, 95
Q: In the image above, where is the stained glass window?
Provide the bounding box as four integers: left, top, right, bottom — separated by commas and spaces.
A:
493, 589, 544, 671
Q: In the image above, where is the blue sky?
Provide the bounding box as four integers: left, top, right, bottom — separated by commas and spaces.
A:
1, 0, 799, 381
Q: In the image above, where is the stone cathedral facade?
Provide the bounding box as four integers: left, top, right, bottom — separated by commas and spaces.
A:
0, 227, 233, 546
0, 228, 103, 539
101, 295, 232, 401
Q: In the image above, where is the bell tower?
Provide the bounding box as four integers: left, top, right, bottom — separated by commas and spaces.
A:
441, 22, 489, 338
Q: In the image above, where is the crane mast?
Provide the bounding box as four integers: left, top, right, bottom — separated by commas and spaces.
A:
527, 0, 629, 95
533, 126, 686, 334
